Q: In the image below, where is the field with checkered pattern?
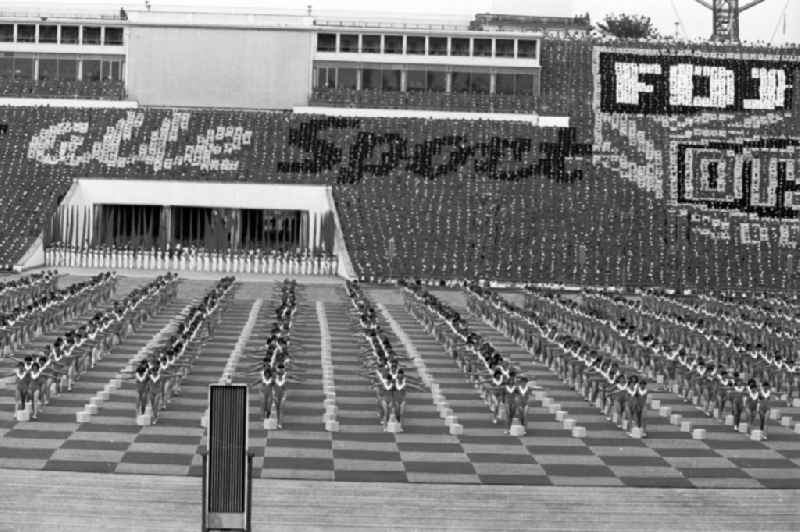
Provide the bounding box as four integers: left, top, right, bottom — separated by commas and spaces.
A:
2, 277, 800, 489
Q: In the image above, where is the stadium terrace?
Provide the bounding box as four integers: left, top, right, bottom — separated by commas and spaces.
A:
1, 3, 800, 531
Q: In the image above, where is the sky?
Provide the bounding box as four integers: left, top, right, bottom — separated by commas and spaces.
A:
11, 0, 800, 44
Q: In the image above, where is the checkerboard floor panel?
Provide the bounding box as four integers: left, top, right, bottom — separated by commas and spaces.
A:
1, 285, 800, 487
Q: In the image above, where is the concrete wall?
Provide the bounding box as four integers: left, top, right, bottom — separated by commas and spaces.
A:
126, 26, 313, 109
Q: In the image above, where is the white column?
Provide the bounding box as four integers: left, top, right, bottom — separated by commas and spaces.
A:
309, 212, 317, 253
314, 212, 322, 251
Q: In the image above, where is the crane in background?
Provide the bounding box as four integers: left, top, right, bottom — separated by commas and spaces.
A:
691, 0, 768, 41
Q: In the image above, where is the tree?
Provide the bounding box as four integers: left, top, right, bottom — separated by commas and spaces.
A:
597, 13, 660, 40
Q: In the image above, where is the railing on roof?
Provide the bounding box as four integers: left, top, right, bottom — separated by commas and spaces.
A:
313, 19, 469, 31
0, 9, 123, 21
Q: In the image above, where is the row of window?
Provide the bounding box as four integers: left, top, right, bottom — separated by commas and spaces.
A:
317, 33, 537, 59
315, 66, 535, 95
0, 54, 124, 81
0, 23, 123, 46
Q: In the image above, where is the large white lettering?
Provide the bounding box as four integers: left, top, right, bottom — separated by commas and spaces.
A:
743, 68, 788, 110
614, 62, 661, 105
669, 64, 735, 108
27, 111, 253, 172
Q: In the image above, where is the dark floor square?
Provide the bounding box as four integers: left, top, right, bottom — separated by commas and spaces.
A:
601, 455, 670, 467
262, 457, 334, 470
540, 464, 614, 477
703, 440, 766, 450
60, 439, 130, 452
43, 460, 118, 474
619, 476, 695, 488
582, 437, 645, 447
677, 467, 752, 479
335, 470, 408, 482
467, 453, 536, 464
729, 458, 798, 469
458, 435, 518, 445
403, 461, 476, 475
756, 478, 800, 489
333, 432, 396, 443
396, 442, 464, 453
121, 452, 194, 466
653, 448, 721, 458
333, 449, 401, 461
134, 434, 200, 445
267, 438, 331, 449
4, 429, 74, 440
478, 474, 552, 486
77, 424, 140, 433
526, 445, 594, 455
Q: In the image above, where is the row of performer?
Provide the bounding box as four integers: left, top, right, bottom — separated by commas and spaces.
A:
44, 246, 339, 276
1, 274, 180, 420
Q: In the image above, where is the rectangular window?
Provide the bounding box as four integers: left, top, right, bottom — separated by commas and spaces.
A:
496, 73, 515, 95
338, 68, 357, 89
382, 69, 401, 91
39, 58, 58, 81
496, 39, 514, 58
326, 67, 337, 88
14, 56, 34, 80
339, 34, 358, 53
0, 25, 12, 42
39, 25, 58, 43
17, 24, 35, 43
83, 26, 101, 45
316, 33, 336, 52
102, 60, 122, 81
60, 26, 79, 44
473, 38, 492, 57
470, 72, 490, 93
315, 66, 335, 88
518, 39, 537, 59
406, 35, 425, 55
427, 71, 446, 92
516, 74, 534, 95
83, 59, 101, 81
59, 58, 78, 80
428, 37, 447, 56
451, 71, 470, 92
407, 70, 427, 92
450, 38, 469, 56
384, 35, 403, 54
104, 27, 124, 45
362, 68, 381, 90
0, 56, 13, 79
361, 34, 380, 53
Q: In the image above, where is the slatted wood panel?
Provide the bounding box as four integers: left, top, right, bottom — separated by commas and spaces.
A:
1, 469, 798, 531
207, 385, 247, 514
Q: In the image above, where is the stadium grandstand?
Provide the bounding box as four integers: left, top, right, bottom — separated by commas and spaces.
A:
0, 1, 800, 530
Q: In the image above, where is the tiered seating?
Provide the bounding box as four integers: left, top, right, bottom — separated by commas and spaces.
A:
0, 79, 126, 100
0, 37, 799, 289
